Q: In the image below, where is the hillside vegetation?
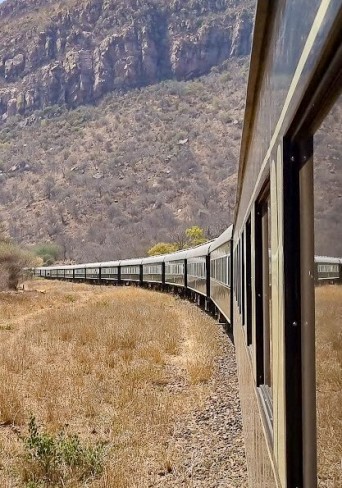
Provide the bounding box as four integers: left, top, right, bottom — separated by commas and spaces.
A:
0, 58, 248, 261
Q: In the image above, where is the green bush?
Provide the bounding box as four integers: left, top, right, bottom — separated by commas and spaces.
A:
22, 416, 106, 486
32, 243, 61, 265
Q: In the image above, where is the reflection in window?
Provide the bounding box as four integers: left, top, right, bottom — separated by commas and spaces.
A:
314, 94, 341, 487
262, 197, 272, 394
255, 187, 273, 429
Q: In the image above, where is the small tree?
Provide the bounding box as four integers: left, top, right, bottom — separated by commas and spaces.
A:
147, 242, 179, 256
147, 226, 208, 256
185, 226, 208, 247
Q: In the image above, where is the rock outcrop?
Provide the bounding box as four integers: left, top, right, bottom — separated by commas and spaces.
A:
0, 0, 254, 119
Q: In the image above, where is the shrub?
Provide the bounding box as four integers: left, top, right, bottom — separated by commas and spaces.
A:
22, 416, 106, 486
147, 242, 179, 256
32, 243, 61, 265
0, 241, 35, 290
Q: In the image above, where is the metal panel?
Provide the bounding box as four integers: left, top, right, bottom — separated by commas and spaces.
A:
234, 302, 281, 488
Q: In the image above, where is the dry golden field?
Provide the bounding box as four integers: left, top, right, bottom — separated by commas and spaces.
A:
316, 285, 342, 488
0, 280, 223, 487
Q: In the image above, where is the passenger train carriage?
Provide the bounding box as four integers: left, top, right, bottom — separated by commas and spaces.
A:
209, 227, 233, 324
233, 1, 341, 487
33, 1, 341, 487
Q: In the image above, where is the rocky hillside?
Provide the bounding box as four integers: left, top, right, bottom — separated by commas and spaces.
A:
0, 0, 254, 261
0, 0, 253, 119
0, 59, 248, 261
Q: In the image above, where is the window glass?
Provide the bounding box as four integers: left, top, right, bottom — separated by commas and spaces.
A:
246, 218, 252, 345
314, 94, 341, 487
255, 187, 273, 429
262, 197, 272, 393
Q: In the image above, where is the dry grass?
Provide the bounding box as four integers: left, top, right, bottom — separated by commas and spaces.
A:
0, 280, 222, 487
316, 285, 342, 488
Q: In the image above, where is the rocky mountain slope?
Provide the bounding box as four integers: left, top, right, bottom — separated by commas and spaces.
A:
0, 0, 254, 261
0, 59, 248, 261
0, 0, 253, 119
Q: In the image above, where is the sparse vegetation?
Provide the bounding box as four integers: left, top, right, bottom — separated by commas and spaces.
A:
31, 242, 62, 266
0, 221, 36, 290
147, 225, 208, 255
316, 285, 342, 488
185, 225, 208, 246
0, 59, 248, 262
147, 242, 179, 256
22, 416, 105, 486
0, 280, 222, 487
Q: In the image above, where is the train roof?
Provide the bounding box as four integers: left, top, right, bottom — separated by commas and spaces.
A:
119, 258, 143, 266
84, 262, 104, 268
93, 261, 120, 267
163, 248, 189, 262
209, 225, 233, 252
186, 241, 212, 259
44, 264, 71, 270
141, 255, 166, 265
315, 256, 342, 264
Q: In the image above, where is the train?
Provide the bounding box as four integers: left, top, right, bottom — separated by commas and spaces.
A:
33, 241, 341, 318
33, 1, 342, 487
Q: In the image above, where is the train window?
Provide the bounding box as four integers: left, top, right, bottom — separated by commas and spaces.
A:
235, 247, 238, 299
239, 240, 242, 313
241, 231, 246, 326
235, 246, 238, 305
238, 241, 241, 312
313, 93, 341, 485
246, 217, 252, 345
255, 185, 273, 427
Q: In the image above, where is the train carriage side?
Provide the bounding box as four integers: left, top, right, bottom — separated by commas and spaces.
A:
142, 255, 164, 285
233, 1, 341, 487
84, 263, 101, 282
50, 266, 62, 279
33, 267, 43, 278
315, 256, 342, 284
186, 242, 212, 305
209, 226, 233, 323
119, 258, 143, 284
64, 267, 74, 281
100, 261, 120, 283
73, 264, 86, 281
57, 268, 65, 279
164, 249, 188, 289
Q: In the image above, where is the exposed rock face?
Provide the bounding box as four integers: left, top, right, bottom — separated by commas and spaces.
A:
0, 0, 254, 118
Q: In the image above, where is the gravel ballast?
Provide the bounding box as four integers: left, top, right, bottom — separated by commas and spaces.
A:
148, 322, 249, 487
